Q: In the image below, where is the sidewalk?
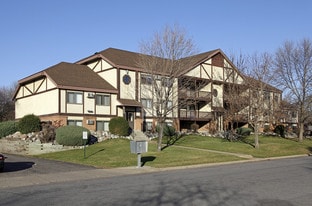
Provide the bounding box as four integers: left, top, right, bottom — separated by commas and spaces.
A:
171, 145, 254, 159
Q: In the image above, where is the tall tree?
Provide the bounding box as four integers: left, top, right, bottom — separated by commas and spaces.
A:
0, 83, 16, 121
138, 24, 197, 151
245, 52, 274, 149
224, 51, 249, 134
274, 38, 312, 141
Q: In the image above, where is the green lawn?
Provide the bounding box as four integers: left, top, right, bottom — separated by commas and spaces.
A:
36, 135, 312, 168
172, 135, 312, 158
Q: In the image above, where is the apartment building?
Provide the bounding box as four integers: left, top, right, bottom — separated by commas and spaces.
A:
13, 48, 282, 133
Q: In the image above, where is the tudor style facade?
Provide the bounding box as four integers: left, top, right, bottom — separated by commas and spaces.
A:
14, 48, 282, 133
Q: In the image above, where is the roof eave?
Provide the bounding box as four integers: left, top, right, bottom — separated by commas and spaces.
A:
57, 85, 118, 94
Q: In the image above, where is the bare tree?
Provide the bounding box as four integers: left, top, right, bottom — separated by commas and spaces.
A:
274, 39, 312, 141
224, 52, 249, 134
0, 83, 16, 122
138, 24, 197, 151
245, 52, 274, 149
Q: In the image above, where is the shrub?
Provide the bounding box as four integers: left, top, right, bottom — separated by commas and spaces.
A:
191, 122, 199, 133
109, 117, 130, 136
237, 127, 253, 136
56, 126, 90, 146
39, 121, 56, 143
0, 121, 18, 138
156, 124, 176, 137
18, 114, 41, 134
274, 125, 285, 138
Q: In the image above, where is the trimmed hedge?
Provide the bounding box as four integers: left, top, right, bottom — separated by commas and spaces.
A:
0, 121, 18, 138
56, 126, 90, 146
18, 114, 41, 134
109, 117, 130, 136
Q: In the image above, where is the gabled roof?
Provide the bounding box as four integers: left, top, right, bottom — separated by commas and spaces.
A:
98, 48, 143, 69
77, 47, 223, 75
178, 49, 219, 73
17, 62, 117, 93
243, 75, 282, 93
76, 48, 147, 70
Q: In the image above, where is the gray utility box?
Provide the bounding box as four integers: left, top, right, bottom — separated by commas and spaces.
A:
130, 140, 148, 154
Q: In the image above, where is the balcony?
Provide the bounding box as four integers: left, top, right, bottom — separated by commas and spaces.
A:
179, 110, 214, 120
179, 89, 211, 101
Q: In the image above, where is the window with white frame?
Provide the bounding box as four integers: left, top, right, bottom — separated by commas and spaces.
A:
67, 120, 82, 126
141, 98, 152, 108
96, 94, 110, 106
146, 122, 153, 131
166, 100, 173, 109
67, 92, 83, 104
141, 74, 153, 85
162, 77, 173, 87
96, 121, 109, 131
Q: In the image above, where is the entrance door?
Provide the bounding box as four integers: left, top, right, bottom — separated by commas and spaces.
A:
126, 112, 135, 130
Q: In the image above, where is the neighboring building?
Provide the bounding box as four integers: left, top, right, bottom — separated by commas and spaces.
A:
13, 48, 282, 133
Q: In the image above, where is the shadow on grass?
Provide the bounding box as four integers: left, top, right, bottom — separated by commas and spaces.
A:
308, 147, 312, 154
161, 134, 185, 150
87, 148, 105, 158
141, 156, 156, 166
222, 134, 256, 148
238, 136, 256, 148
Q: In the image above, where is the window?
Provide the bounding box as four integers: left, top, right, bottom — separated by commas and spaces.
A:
146, 122, 153, 131
67, 92, 82, 104
96, 95, 110, 106
67, 120, 82, 126
274, 94, 279, 103
162, 78, 173, 87
264, 91, 270, 101
141, 99, 152, 108
96, 121, 109, 131
167, 100, 173, 109
141, 74, 153, 85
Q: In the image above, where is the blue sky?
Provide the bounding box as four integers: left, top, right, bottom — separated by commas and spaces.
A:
1, 0, 311, 88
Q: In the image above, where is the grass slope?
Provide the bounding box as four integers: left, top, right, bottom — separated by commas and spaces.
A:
36, 135, 312, 168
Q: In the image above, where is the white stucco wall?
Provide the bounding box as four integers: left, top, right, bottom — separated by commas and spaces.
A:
212, 84, 223, 107
98, 68, 117, 88
84, 92, 95, 114
120, 69, 136, 99
15, 89, 59, 119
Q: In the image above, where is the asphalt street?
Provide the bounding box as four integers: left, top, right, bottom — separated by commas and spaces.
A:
0, 154, 311, 205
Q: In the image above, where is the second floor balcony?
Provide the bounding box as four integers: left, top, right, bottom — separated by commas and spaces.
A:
179, 110, 214, 120
179, 89, 211, 101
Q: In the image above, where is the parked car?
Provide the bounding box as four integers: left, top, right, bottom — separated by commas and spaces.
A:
0, 154, 6, 172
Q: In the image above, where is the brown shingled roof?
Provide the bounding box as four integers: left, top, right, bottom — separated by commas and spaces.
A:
118, 99, 142, 107
98, 48, 143, 69
45, 62, 117, 93
96, 48, 220, 75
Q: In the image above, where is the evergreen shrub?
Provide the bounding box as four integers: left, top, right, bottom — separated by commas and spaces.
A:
18, 114, 41, 134
0, 121, 18, 138
109, 117, 129, 136
56, 125, 90, 146
237, 127, 253, 136
156, 124, 176, 137
274, 125, 285, 138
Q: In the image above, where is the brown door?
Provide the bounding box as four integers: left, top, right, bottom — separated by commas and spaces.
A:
126, 112, 134, 130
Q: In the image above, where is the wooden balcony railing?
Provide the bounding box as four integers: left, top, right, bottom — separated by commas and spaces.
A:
179, 89, 211, 100
179, 110, 214, 120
